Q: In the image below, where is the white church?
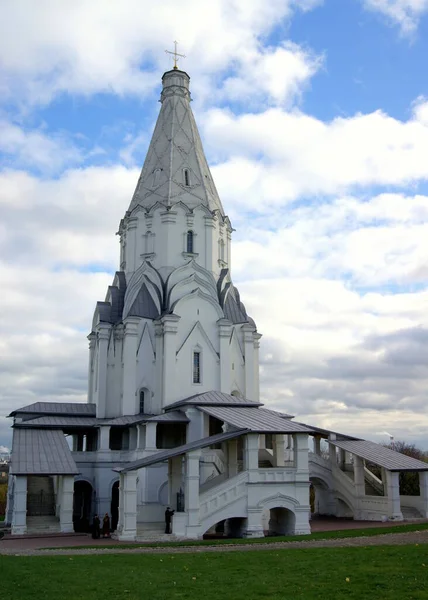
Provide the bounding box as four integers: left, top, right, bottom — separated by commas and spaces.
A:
5, 67, 428, 540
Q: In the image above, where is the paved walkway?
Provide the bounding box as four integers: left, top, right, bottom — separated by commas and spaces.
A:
1, 519, 427, 556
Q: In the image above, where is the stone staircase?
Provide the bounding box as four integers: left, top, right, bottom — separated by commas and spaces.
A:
401, 506, 423, 520
27, 476, 55, 516
26, 515, 61, 534
135, 521, 185, 542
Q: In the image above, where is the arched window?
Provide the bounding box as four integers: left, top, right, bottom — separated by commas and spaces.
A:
139, 390, 145, 414
193, 351, 201, 384
186, 230, 194, 253
184, 169, 190, 186
153, 168, 161, 187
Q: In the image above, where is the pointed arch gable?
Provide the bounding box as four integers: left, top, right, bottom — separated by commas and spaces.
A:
176, 321, 219, 359
137, 321, 155, 357
167, 272, 218, 310
166, 259, 217, 294
171, 288, 224, 320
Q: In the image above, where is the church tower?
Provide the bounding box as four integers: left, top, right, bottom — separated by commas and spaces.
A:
88, 69, 261, 418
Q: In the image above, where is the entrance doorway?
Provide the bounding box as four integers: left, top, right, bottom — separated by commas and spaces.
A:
73, 480, 93, 532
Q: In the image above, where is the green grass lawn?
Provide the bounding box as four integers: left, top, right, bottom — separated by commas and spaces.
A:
1, 545, 428, 600
55, 522, 428, 550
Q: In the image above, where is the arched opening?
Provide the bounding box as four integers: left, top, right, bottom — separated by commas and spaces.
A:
203, 517, 247, 539
262, 507, 296, 537
73, 480, 93, 532
310, 476, 331, 517
336, 497, 354, 519
110, 481, 119, 532
186, 230, 194, 253
184, 169, 190, 186
139, 390, 145, 414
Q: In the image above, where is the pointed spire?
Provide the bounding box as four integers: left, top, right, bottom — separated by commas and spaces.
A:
128, 69, 225, 215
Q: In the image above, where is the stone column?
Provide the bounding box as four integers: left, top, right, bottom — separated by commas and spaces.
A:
4, 473, 14, 526
185, 407, 205, 443
136, 424, 145, 450
338, 448, 346, 469
60, 476, 75, 533
353, 456, 365, 496
11, 475, 27, 535
313, 436, 321, 456
98, 426, 111, 451
168, 456, 183, 510
154, 320, 163, 409
246, 508, 264, 538
419, 472, 428, 518
122, 316, 140, 416
295, 434, 309, 480
242, 324, 255, 400
185, 449, 201, 537
95, 323, 111, 418
161, 314, 180, 407
244, 433, 259, 483
227, 439, 238, 477
386, 470, 403, 520
145, 422, 157, 451
218, 318, 232, 393
273, 435, 285, 467
117, 471, 138, 541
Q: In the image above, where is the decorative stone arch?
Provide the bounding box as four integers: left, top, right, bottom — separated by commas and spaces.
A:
200, 511, 248, 537
257, 494, 300, 537
171, 288, 225, 320
157, 480, 169, 506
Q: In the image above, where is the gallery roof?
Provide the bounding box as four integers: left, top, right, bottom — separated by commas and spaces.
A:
9, 402, 96, 418
330, 439, 428, 472
11, 428, 79, 476
165, 390, 263, 410
115, 429, 248, 473
199, 405, 314, 434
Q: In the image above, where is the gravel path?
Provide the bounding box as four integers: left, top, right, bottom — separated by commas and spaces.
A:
1, 530, 428, 556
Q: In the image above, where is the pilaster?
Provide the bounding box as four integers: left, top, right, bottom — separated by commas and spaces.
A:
95, 323, 111, 419
145, 422, 157, 451
218, 318, 232, 393
87, 332, 96, 403
154, 320, 164, 412
353, 456, 366, 497
125, 216, 138, 274
253, 333, 262, 402
168, 456, 184, 510
273, 434, 285, 467
161, 314, 180, 407
122, 316, 140, 415
295, 434, 309, 480
242, 324, 255, 400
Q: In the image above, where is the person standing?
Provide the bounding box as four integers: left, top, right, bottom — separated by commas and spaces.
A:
165, 507, 174, 534
102, 513, 111, 538
92, 514, 101, 539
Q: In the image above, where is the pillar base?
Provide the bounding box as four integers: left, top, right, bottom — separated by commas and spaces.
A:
388, 513, 403, 521
244, 526, 265, 538
116, 530, 137, 541
11, 525, 27, 535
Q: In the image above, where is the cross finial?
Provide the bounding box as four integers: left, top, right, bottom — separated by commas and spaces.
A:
165, 41, 186, 70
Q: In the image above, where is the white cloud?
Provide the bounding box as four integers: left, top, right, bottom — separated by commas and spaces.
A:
205, 100, 428, 209
0, 120, 83, 173
363, 0, 428, 34
0, 0, 322, 107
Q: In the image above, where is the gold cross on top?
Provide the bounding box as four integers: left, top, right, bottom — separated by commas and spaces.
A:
165, 41, 186, 70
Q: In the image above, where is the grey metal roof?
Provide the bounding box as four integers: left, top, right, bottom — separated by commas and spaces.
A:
15, 416, 98, 429
104, 414, 153, 426
200, 406, 314, 434
9, 402, 96, 418
165, 390, 262, 410
11, 428, 79, 476
115, 429, 248, 473
146, 411, 189, 423
128, 283, 159, 319
330, 439, 428, 471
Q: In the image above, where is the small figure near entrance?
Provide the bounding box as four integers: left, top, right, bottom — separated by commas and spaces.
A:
92, 514, 101, 539
102, 513, 111, 538
165, 507, 175, 534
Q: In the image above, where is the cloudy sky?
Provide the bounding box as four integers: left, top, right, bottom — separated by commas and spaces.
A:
1, 0, 428, 452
